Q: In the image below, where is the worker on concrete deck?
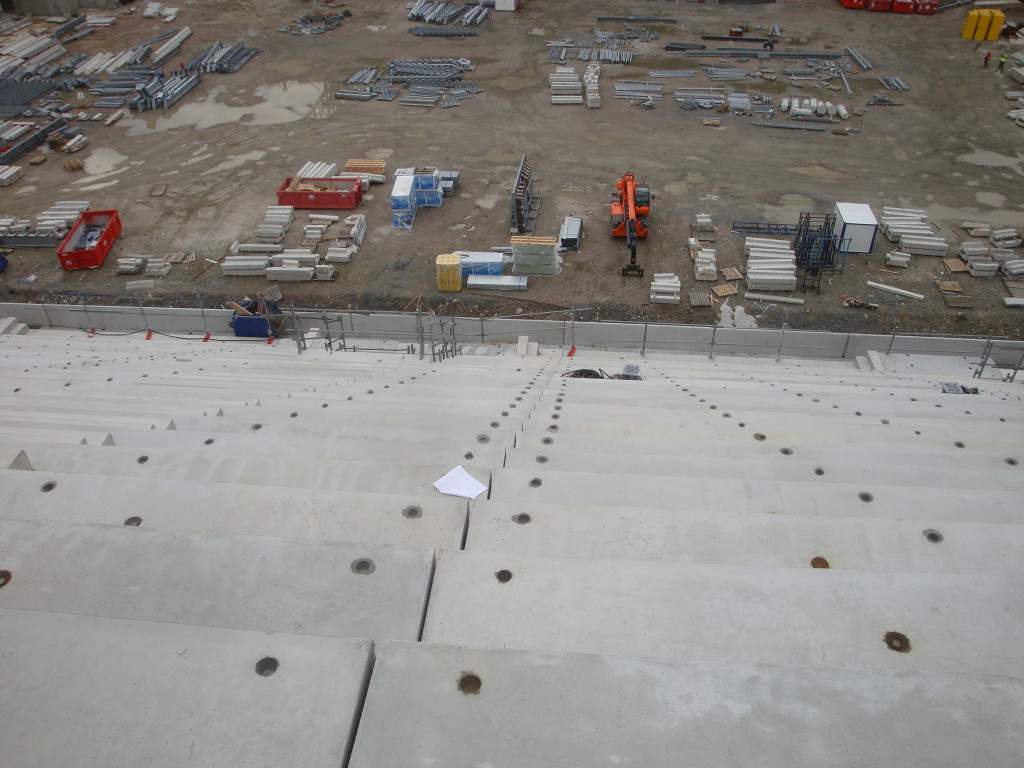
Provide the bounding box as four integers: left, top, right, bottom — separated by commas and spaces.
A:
995, 54, 1007, 73
983, 51, 992, 69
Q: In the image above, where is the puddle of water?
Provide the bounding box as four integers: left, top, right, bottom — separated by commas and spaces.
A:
84, 147, 129, 175
124, 82, 324, 135
16, 184, 36, 194
79, 180, 122, 192
975, 191, 1006, 207
183, 153, 214, 166
475, 193, 501, 209
957, 149, 1024, 174
204, 150, 267, 175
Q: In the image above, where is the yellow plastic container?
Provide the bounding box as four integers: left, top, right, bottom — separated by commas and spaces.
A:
436, 253, 462, 291
961, 9, 979, 40
973, 9, 992, 41
986, 9, 1005, 41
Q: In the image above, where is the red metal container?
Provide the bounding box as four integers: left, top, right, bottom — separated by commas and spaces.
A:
276, 177, 363, 210
867, 0, 892, 10
837, 0, 866, 7
915, 0, 937, 13
57, 209, 121, 270
891, 0, 916, 12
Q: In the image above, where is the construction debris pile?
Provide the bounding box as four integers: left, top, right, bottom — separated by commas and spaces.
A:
337, 59, 482, 107
279, 12, 348, 36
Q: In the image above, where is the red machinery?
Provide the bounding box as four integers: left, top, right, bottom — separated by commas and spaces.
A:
610, 172, 651, 277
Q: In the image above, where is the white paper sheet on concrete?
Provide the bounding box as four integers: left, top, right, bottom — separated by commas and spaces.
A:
433, 465, 487, 499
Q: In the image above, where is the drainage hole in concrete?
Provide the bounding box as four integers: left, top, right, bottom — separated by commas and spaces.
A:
346, 396, 353, 401
858, 492, 874, 503
477, 434, 490, 444
515, 397, 523, 402
541, 437, 554, 445
251, 423, 262, 431
810, 556, 830, 569
124, 516, 142, 526
0, 570, 11, 588
855, 411, 862, 416
536, 456, 548, 464
1007, 458, 1019, 466
458, 673, 482, 694
513, 513, 532, 524
954, 441, 965, 449
136, 455, 149, 464
780, 448, 793, 456
13, 388, 20, 392
551, 414, 560, 420
814, 467, 825, 476
204, 438, 215, 445
290, 413, 298, 418
495, 569, 513, 583
548, 425, 559, 433
501, 411, 509, 417
464, 451, 474, 460
923, 529, 943, 543
321, 403, 329, 409
738, 423, 746, 428
255, 657, 279, 677
40, 481, 57, 493
881, 419, 890, 425
710, 405, 717, 410
723, 413, 731, 418
554, 405, 562, 411
64, 382, 71, 387
489, 421, 500, 428
884, 632, 911, 653
351, 558, 376, 575
753, 433, 766, 441
402, 506, 422, 519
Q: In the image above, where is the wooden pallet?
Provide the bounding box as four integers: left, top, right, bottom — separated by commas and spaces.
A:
944, 295, 973, 308
711, 283, 738, 297
510, 236, 558, 246
301, 237, 321, 247
1004, 279, 1024, 298
937, 281, 962, 293
689, 289, 713, 307
165, 252, 187, 264
344, 158, 386, 174
721, 267, 743, 281
943, 257, 969, 273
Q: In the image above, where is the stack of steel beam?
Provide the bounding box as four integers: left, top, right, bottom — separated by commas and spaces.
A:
614, 80, 663, 101
347, 68, 377, 85
185, 41, 260, 73
128, 71, 201, 111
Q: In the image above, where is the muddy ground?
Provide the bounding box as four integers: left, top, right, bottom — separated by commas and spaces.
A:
1, 0, 1023, 338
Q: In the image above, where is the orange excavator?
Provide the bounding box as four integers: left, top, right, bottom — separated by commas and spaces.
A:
610, 172, 651, 277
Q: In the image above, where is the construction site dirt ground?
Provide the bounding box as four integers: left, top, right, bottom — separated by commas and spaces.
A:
1, 0, 1023, 338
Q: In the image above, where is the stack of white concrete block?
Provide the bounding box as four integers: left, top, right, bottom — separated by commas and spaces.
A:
694, 213, 715, 233
963, 220, 991, 237
694, 249, 717, 281
116, 257, 146, 275
550, 67, 583, 104
1001, 259, 1024, 277
744, 237, 797, 291
885, 250, 911, 268
649, 273, 681, 303
270, 250, 317, 268
326, 245, 357, 263
36, 201, 90, 232
304, 224, 327, 241
0, 164, 22, 186
341, 213, 367, 245
145, 258, 171, 277
880, 207, 932, 242
584, 63, 601, 108
221, 255, 270, 276
991, 228, 1022, 249
967, 256, 999, 278
255, 206, 294, 244
266, 261, 316, 281
959, 241, 989, 259
899, 235, 948, 257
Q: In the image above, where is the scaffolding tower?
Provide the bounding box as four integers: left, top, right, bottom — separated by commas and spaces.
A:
792, 211, 847, 293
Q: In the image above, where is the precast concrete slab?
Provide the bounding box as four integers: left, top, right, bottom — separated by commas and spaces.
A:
422, 551, 1024, 675
0, 469, 466, 549
9, 442, 492, 495
503, 441, 1024, 489
466, 500, 1024, 573
0, 519, 433, 639
349, 640, 1024, 768
0, 609, 374, 768
489, 468, 1023, 524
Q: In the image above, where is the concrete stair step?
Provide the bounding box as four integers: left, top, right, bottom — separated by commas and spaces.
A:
422, 550, 1020, 676
1, 609, 373, 768
1, 468, 466, 549
350, 640, 1024, 768
466, 499, 1022, 572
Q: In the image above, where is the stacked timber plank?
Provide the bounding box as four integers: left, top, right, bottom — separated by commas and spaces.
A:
650, 273, 682, 304
550, 67, 583, 105
255, 205, 294, 243
744, 237, 797, 292
345, 159, 387, 175
584, 63, 601, 108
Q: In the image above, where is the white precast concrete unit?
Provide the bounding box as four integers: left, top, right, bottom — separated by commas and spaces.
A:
349, 641, 1024, 768
1, 610, 374, 768
834, 201, 878, 253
